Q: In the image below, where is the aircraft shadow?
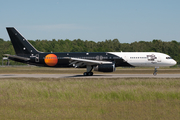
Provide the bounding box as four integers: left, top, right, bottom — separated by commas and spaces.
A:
65, 74, 109, 78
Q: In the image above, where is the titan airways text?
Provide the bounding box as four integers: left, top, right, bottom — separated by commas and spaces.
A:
4, 27, 177, 76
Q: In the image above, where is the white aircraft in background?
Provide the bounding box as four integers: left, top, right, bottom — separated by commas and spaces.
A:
4, 27, 177, 76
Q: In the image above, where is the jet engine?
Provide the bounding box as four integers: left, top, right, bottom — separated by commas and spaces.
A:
94, 64, 116, 72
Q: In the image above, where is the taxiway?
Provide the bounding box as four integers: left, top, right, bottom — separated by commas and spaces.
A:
0, 74, 180, 78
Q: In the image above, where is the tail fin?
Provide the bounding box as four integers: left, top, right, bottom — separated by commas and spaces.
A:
6, 27, 39, 56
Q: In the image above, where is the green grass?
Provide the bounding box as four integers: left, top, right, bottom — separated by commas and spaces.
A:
0, 78, 180, 119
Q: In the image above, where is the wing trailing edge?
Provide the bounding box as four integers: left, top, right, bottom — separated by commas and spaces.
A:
65, 57, 113, 67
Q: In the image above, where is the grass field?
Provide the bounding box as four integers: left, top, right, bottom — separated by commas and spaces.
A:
0, 77, 180, 120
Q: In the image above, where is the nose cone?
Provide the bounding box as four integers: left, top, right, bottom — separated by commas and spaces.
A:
171, 59, 177, 66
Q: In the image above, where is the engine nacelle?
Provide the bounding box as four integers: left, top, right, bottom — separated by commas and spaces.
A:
94, 64, 116, 72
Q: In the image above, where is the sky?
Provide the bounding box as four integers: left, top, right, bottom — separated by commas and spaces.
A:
0, 0, 180, 43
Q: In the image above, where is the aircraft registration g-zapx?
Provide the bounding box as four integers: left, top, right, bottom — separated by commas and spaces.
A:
4, 27, 177, 76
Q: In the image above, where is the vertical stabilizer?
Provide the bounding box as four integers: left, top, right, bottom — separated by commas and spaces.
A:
6, 27, 39, 56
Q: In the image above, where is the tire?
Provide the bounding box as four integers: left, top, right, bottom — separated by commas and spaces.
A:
153, 72, 157, 76
83, 72, 87, 76
88, 72, 93, 76
90, 72, 93, 76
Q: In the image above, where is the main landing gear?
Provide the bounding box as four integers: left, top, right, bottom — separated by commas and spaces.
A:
83, 72, 93, 76
153, 67, 159, 76
83, 65, 94, 76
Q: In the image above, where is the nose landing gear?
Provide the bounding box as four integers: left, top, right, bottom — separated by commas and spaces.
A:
153, 67, 159, 76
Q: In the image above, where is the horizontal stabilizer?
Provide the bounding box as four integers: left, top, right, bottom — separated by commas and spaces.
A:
4, 54, 30, 61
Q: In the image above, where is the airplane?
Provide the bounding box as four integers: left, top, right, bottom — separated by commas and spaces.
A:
4, 27, 177, 76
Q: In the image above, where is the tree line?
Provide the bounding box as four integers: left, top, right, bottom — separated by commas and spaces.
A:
0, 38, 180, 65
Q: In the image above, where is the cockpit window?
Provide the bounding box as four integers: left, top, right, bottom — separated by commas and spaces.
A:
166, 57, 172, 59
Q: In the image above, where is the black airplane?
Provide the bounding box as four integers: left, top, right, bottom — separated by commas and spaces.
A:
4, 27, 176, 76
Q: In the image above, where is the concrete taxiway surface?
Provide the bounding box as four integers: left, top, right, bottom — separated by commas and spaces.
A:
0, 74, 180, 78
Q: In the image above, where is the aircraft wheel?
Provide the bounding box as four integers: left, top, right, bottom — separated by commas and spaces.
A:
153, 72, 157, 76
83, 72, 93, 76
88, 72, 93, 76
83, 72, 87, 76
90, 72, 93, 76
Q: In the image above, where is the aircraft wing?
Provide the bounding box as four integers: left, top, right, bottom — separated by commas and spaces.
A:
3, 54, 30, 61
64, 57, 113, 68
